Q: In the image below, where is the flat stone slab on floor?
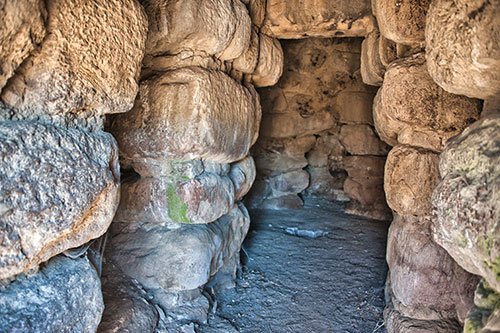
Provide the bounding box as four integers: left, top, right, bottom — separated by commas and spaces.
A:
203, 198, 390, 333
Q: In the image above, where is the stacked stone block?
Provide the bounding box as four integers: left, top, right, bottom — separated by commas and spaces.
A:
0, 0, 147, 331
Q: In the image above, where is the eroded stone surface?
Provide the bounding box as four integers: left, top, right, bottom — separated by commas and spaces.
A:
387, 215, 478, 323
248, 33, 284, 87
340, 124, 390, 156
425, 0, 500, 100
0, 255, 103, 332
374, 0, 431, 44
384, 145, 440, 216
229, 157, 257, 201
109, 204, 250, 295
110, 67, 261, 164
361, 31, 385, 86
373, 54, 481, 152
143, 0, 251, 61
261, 0, 374, 38
432, 115, 500, 292
0, 0, 46, 90
0, 121, 120, 280
1, 0, 147, 117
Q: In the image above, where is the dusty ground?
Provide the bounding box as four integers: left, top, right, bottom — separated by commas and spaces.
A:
202, 198, 390, 333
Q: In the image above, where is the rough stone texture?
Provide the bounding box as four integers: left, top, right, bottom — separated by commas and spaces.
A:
143, 0, 251, 61
432, 115, 500, 292
260, 110, 335, 139
110, 67, 261, 165
109, 204, 250, 295
425, 0, 500, 100
0, 0, 147, 117
374, 0, 431, 44
384, 305, 462, 333
261, 0, 375, 38
248, 33, 284, 87
387, 215, 478, 323
269, 170, 309, 196
232, 28, 259, 74
340, 124, 390, 155
0, 121, 120, 280
0, 0, 46, 90
115, 173, 235, 226
98, 261, 159, 333
384, 145, 440, 216
373, 54, 481, 152
361, 31, 385, 86
378, 35, 398, 67
0, 255, 104, 332
229, 156, 256, 201
464, 280, 500, 333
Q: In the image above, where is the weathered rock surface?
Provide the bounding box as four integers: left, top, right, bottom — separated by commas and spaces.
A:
110, 67, 261, 165
373, 55, 481, 152
0, 0, 46, 90
0, 255, 103, 332
374, 0, 431, 44
340, 124, 390, 156
248, 33, 284, 87
260, 0, 374, 38
384, 305, 462, 333
361, 32, 385, 86
384, 145, 440, 216
432, 115, 500, 292
269, 170, 309, 197
260, 111, 335, 139
109, 204, 250, 294
0, 121, 120, 280
1, 0, 147, 117
387, 215, 478, 322
425, 0, 500, 100
115, 173, 235, 226
463, 280, 500, 333
232, 28, 259, 74
229, 157, 257, 201
143, 0, 251, 61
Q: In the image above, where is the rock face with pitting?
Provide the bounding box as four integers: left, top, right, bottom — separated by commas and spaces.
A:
432, 115, 500, 293
248, 33, 284, 88
0, 0, 46, 90
373, 54, 481, 152
0, 255, 104, 332
0, 121, 120, 280
386, 215, 478, 323
0, 0, 148, 117
425, 0, 500, 100
142, 0, 251, 60
108, 204, 250, 297
110, 67, 261, 165
260, 0, 375, 38
384, 145, 440, 216
374, 0, 431, 44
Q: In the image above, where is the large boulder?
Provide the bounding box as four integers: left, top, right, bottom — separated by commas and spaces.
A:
1, 0, 147, 117
260, 0, 374, 38
373, 54, 481, 152
425, 0, 500, 100
374, 0, 431, 44
387, 215, 478, 322
0, 255, 103, 332
108, 204, 250, 295
432, 115, 500, 292
0, 121, 119, 280
384, 145, 440, 216
463, 280, 500, 333
142, 0, 251, 61
0, 0, 46, 90
110, 67, 261, 165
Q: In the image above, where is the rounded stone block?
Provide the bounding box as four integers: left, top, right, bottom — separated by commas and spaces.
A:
361, 31, 385, 86
143, 0, 251, 61
229, 156, 256, 201
425, 0, 500, 100
0, 121, 120, 280
248, 33, 284, 87
373, 54, 481, 152
0, 255, 104, 332
384, 145, 440, 216
432, 115, 500, 292
1, 0, 147, 117
374, 0, 431, 44
110, 67, 261, 164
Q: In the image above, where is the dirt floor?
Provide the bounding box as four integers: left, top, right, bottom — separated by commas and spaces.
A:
202, 198, 390, 333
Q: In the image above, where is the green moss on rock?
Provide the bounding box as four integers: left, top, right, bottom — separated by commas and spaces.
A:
166, 183, 191, 224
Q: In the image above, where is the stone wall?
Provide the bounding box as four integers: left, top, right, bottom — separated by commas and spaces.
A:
246, 37, 392, 220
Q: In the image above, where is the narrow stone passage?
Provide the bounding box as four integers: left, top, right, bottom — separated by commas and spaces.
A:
203, 198, 390, 333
